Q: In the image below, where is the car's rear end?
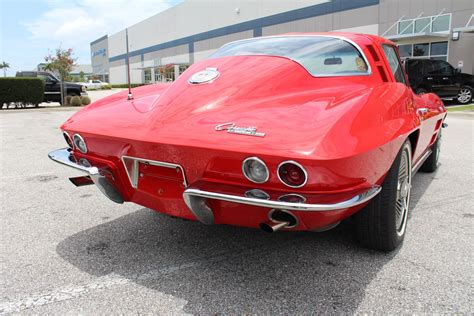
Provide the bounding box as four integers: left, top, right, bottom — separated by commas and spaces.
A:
49, 33, 412, 233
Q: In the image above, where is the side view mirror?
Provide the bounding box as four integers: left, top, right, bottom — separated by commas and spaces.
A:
455, 68, 461, 73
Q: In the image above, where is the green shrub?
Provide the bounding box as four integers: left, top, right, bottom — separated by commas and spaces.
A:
65, 95, 72, 105
101, 84, 112, 90
0, 78, 44, 106
70, 96, 81, 106
110, 83, 145, 89
81, 96, 91, 105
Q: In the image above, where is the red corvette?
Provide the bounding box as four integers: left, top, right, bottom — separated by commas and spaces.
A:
49, 33, 446, 251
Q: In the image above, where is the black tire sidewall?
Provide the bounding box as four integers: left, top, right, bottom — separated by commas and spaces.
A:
354, 140, 412, 251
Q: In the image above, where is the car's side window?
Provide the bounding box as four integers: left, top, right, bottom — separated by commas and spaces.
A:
382, 45, 407, 85
38, 74, 52, 82
428, 60, 454, 76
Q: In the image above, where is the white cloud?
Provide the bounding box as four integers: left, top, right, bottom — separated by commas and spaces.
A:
23, 0, 177, 63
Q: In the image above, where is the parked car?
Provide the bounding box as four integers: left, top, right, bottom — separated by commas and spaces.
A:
405, 59, 473, 104
16, 71, 87, 104
81, 79, 109, 90
49, 33, 446, 251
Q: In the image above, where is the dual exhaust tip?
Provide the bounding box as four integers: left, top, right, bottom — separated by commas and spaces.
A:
259, 209, 298, 233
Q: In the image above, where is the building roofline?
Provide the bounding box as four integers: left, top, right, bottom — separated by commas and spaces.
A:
90, 35, 108, 46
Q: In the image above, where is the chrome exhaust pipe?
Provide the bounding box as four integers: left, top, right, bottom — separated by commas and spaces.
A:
260, 209, 298, 233
259, 221, 290, 233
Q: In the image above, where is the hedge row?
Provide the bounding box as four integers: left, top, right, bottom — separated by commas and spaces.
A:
0, 78, 45, 105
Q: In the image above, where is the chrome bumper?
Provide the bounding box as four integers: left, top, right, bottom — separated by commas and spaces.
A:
48, 148, 124, 203
183, 185, 381, 225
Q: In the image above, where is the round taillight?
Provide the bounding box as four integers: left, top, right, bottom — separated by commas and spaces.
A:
277, 161, 307, 188
63, 131, 73, 148
73, 134, 87, 153
242, 157, 269, 184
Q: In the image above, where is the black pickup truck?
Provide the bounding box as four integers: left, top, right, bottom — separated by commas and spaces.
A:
405, 59, 473, 104
16, 71, 87, 104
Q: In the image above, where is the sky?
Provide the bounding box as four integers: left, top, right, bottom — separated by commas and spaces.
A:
0, 0, 183, 76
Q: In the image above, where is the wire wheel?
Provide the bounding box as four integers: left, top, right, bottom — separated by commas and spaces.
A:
395, 147, 412, 236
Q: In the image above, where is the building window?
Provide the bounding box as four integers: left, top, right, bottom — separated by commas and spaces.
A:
154, 65, 174, 82
144, 69, 152, 83
413, 43, 429, 57
178, 64, 189, 76
154, 68, 164, 82
430, 42, 448, 56
398, 14, 451, 34
399, 45, 412, 58
398, 41, 448, 61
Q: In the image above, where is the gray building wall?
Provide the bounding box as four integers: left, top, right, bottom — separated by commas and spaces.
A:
90, 0, 473, 84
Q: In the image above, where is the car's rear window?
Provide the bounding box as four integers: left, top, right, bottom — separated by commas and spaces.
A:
211, 36, 370, 77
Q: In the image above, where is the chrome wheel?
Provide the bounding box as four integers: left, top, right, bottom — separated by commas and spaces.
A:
395, 147, 411, 236
457, 88, 472, 104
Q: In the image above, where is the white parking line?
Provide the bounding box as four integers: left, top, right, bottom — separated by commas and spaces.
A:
0, 261, 201, 314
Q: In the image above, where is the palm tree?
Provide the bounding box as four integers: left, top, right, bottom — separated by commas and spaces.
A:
0, 61, 10, 77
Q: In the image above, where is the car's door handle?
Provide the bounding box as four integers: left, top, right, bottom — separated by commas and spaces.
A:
442, 77, 449, 80
426, 77, 433, 80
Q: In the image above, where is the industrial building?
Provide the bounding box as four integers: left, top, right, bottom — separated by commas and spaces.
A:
90, 0, 474, 84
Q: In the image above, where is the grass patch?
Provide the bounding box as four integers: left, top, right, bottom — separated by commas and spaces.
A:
446, 104, 474, 112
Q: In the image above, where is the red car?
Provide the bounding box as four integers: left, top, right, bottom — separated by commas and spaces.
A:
49, 33, 446, 251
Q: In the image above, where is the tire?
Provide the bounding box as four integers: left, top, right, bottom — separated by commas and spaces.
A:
415, 88, 428, 95
353, 140, 412, 251
456, 86, 472, 104
419, 130, 441, 172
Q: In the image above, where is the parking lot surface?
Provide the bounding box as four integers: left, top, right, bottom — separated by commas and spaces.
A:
0, 108, 473, 314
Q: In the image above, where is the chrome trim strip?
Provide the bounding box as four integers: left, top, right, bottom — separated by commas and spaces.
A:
411, 149, 432, 175
242, 157, 269, 184
183, 186, 381, 212
121, 155, 188, 188
277, 160, 308, 188
48, 148, 96, 174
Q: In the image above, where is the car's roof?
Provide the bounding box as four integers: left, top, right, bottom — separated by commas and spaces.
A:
231, 32, 395, 47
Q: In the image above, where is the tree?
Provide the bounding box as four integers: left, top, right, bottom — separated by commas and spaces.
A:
79, 70, 85, 82
0, 61, 10, 77
43, 48, 77, 104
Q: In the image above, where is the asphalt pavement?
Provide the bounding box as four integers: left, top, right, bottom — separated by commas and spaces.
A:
0, 108, 473, 314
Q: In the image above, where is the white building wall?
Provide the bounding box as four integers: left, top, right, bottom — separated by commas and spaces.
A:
109, 30, 126, 61
333, 24, 379, 34
109, 64, 127, 85
118, 0, 329, 55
